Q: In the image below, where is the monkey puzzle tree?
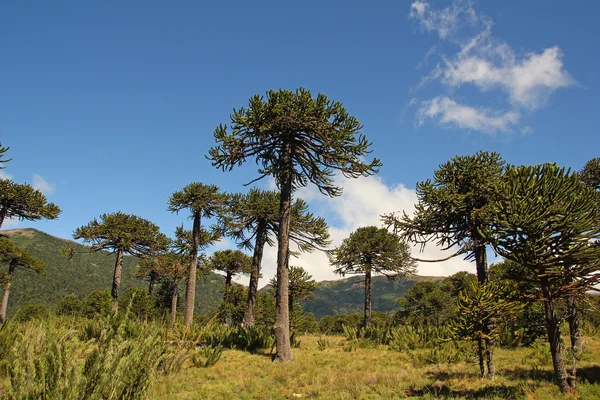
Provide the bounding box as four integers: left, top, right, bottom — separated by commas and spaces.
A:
382, 150, 505, 378
0, 180, 61, 228
329, 226, 415, 328
209, 88, 380, 361
223, 188, 330, 327
73, 212, 168, 313
270, 265, 318, 329
482, 163, 600, 393
168, 182, 227, 327
0, 240, 45, 323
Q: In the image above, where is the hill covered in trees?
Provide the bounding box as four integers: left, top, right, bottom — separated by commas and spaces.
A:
0, 228, 225, 316
303, 274, 442, 320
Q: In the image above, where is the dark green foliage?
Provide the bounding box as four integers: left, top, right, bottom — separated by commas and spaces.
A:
73, 212, 168, 256
209, 87, 381, 197
580, 158, 600, 191
397, 281, 454, 326
118, 287, 156, 320
208, 249, 251, 285
55, 294, 83, 317
82, 290, 112, 318
270, 265, 318, 328
440, 271, 478, 297
13, 303, 50, 323
203, 324, 275, 355
384, 151, 505, 282
0, 179, 61, 228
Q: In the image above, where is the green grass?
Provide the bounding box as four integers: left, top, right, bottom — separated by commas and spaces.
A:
152, 335, 600, 399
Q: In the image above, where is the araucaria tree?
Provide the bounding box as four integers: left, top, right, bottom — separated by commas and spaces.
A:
482, 163, 600, 393
382, 150, 505, 378
224, 188, 330, 327
329, 226, 415, 328
209, 88, 380, 362
0, 240, 45, 323
0, 180, 61, 228
73, 212, 168, 313
270, 265, 318, 329
168, 182, 227, 327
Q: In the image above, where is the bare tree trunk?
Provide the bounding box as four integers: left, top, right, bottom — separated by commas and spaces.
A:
567, 293, 581, 388
243, 225, 267, 327
541, 277, 571, 393
478, 338, 485, 378
473, 240, 495, 379
274, 162, 293, 362
111, 249, 124, 314
184, 212, 201, 327
170, 283, 178, 328
364, 268, 372, 329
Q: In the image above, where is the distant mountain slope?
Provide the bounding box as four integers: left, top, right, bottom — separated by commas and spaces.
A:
302, 274, 443, 320
0, 228, 225, 316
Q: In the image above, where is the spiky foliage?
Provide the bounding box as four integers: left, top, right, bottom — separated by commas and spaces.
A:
482, 163, 600, 393
209, 87, 380, 362
382, 151, 506, 283
207, 250, 252, 286
330, 226, 416, 328
580, 158, 600, 191
449, 281, 523, 378
270, 265, 317, 329
0, 239, 45, 322
224, 188, 330, 327
0, 142, 10, 169
0, 179, 61, 228
398, 281, 454, 327
168, 182, 227, 327
73, 212, 168, 312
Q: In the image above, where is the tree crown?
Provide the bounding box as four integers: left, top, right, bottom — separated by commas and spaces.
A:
207, 249, 252, 276
0, 179, 61, 222
0, 239, 45, 274
208, 88, 381, 197
168, 182, 228, 219
329, 226, 416, 277
73, 212, 168, 256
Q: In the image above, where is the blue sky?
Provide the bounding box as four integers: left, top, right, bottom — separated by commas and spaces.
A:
2, 0, 599, 283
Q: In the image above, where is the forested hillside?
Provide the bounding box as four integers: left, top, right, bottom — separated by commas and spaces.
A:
0, 228, 225, 316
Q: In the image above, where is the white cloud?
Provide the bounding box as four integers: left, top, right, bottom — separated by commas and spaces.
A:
0, 170, 11, 180
409, 1, 574, 132
2, 217, 19, 229
417, 96, 520, 134
32, 174, 55, 195
251, 175, 472, 287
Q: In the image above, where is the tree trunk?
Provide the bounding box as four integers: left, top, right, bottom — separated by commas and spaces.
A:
478, 338, 485, 378
0, 265, 14, 323
364, 268, 372, 329
111, 249, 124, 314
473, 239, 495, 379
170, 283, 178, 328
148, 271, 157, 296
274, 163, 293, 362
242, 224, 267, 327
541, 276, 571, 393
567, 293, 581, 388
184, 212, 201, 327
0, 206, 8, 229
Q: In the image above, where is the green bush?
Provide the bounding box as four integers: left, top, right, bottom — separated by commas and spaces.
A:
13, 303, 50, 323
82, 289, 112, 318
55, 294, 83, 317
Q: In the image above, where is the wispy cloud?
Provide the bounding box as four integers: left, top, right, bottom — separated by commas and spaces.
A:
409, 0, 574, 134
32, 174, 55, 195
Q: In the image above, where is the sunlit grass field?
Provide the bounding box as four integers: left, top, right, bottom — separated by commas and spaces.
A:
153, 335, 600, 400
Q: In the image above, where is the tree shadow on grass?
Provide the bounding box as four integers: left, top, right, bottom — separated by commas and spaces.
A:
503, 366, 554, 382
427, 370, 479, 382
577, 365, 600, 384
405, 384, 524, 399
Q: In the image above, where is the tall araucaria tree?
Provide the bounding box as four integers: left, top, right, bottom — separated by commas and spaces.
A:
73, 212, 168, 313
0, 239, 45, 323
269, 265, 317, 330
329, 226, 416, 329
482, 163, 600, 393
168, 182, 227, 327
223, 188, 330, 327
209, 88, 380, 361
0, 180, 61, 229
382, 150, 506, 378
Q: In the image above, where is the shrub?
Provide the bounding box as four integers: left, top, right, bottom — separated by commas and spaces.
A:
82, 289, 112, 318
13, 303, 50, 323
55, 294, 83, 317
